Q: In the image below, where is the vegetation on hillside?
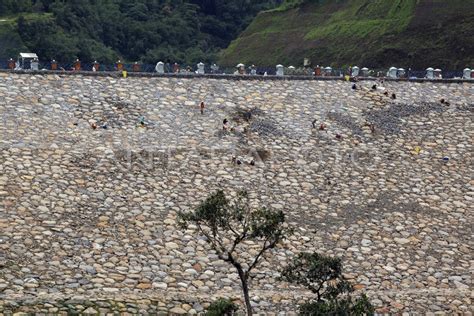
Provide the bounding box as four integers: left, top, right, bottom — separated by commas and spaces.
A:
3, 0, 472, 68
179, 190, 373, 315
205, 298, 239, 316
281, 252, 374, 315
0, 0, 282, 63
178, 190, 291, 315
220, 0, 474, 69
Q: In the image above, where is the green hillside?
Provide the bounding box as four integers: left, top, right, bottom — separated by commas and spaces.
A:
220, 0, 474, 69
0, 0, 282, 64
0, 16, 25, 59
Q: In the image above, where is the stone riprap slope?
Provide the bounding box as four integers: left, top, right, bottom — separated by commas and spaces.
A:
0, 73, 473, 314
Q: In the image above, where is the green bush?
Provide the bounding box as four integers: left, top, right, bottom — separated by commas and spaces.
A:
282, 253, 374, 316
299, 294, 374, 315
205, 298, 239, 316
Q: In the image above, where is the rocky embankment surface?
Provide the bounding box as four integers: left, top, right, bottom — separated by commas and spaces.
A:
0, 73, 473, 314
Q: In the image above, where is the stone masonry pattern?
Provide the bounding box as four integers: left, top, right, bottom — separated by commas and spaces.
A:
0, 73, 473, 314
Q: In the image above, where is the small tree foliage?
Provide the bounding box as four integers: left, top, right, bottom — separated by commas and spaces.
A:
281, 253, 374, 316
205, 298, 239, 316
178, 190, 291, 316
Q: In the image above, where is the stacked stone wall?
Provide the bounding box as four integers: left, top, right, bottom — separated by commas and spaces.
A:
0, 73, 472, 314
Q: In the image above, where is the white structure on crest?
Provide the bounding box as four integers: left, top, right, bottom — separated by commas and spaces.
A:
426, 67, 434, 79
287, 66, 296, 75
351, 66, 359, 77
361, 67, 369, 77
18, 53, 38, 70
463, 68, 472, 79
197, 62, 205, 74
276, 64, 284, 76
388, 67, 398, 78
155, 62, 164, 74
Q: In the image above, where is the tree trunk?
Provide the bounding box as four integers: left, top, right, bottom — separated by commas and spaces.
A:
236, 266, 252, 316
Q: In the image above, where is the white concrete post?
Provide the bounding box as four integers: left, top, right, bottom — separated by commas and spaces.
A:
288, 66, 295, 75
426, 67, 434, 79
276, 64, 284, 76
351, 66, 360, 77
361, 67, 369, 77
463, 68, 472, 79
388, 67, 398, 78
155, 61, 164, 74
197, 62, 205, 75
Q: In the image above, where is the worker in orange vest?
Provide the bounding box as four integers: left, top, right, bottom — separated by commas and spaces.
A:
7, 58, 15, 70
51, 59, 58, 71
116, 60, 123, 71
132, 62, 140, 72
74, 59, 81, 71
314, 65, 321, 76
93, 61, 100, 72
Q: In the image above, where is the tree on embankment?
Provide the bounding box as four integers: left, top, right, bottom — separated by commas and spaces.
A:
281, 252, 375, 315
178, 190, 291, 316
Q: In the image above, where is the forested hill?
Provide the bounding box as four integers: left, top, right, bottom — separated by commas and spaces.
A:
0, 0, 281, 64
2, 0, 473, 69
220, 0, 474, 69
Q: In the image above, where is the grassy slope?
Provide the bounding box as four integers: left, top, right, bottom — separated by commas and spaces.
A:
220, 0, 474, 69
0, 13, 53, 59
